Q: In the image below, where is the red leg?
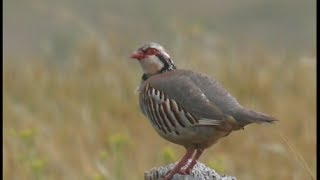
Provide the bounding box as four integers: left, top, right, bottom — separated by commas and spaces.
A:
164, 147, 196, 180
183, 148, 204, 175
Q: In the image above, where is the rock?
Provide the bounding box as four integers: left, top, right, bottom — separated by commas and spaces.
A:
144, 161, 237, 180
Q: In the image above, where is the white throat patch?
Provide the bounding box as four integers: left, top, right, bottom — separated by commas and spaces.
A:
139, 55, 164, 75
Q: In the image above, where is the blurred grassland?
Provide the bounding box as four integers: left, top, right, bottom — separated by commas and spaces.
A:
3, 39, 316, 180
3, 0, 316, 179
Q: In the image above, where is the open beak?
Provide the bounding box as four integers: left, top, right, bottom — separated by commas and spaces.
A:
130, 51, 145, 60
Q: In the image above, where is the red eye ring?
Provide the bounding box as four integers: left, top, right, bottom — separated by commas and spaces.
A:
146, 48, 157, 55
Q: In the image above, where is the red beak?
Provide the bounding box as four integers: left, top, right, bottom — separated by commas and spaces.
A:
130, 51, 145, 60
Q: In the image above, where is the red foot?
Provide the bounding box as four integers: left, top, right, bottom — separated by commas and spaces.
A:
182, 160, 197, 175
180, 168, 193, 175
163, 148, 196, 180
163, 169, 188, 180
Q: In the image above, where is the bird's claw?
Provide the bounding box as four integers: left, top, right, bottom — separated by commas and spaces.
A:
181, 168, 192, 175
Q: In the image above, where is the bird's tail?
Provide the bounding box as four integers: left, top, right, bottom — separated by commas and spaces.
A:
235, 108, 278, 125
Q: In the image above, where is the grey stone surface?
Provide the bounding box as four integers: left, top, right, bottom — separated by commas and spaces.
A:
144, 161, 237, 180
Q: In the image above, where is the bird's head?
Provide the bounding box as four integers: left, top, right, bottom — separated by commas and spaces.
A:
130, 42, 176, 80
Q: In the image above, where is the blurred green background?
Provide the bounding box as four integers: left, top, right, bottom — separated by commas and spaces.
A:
3, 0, 316, 180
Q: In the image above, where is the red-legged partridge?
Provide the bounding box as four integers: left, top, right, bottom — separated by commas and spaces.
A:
130, 42, 277, 180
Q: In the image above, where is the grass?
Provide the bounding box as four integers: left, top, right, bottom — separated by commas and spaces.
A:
3, 37, 316, 180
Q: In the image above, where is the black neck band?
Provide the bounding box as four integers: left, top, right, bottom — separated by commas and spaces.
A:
141, 55, 176, 81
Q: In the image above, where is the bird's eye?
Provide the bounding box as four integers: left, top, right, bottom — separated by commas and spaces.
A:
146, 48, 157, 55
